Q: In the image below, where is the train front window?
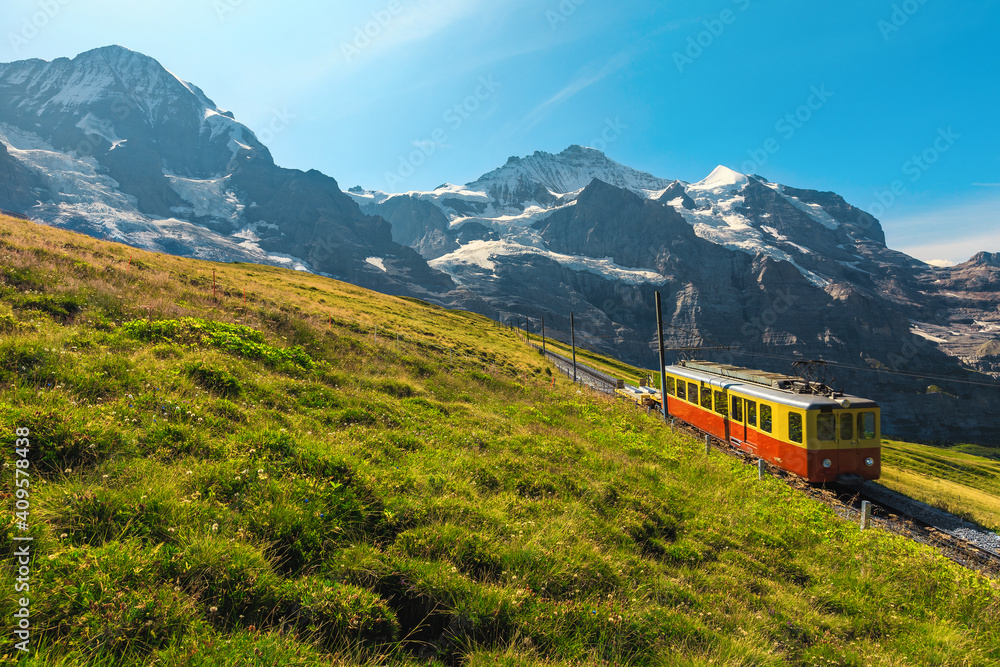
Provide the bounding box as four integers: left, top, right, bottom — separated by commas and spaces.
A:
676, 381, 686, 400
760, 404, 772, 433
731, 397, 743, 422
688, 383, 698, 404
700, 386, 712, 409
840, 413, 854, 440
859, 412, 876, 440
817, 413, 836, 441
746, 400, 757, 427
788, 412, 803, 443
714, 390, 727, 416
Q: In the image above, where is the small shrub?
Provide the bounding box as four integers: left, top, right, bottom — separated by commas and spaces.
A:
377, 379, 417, 398
123, 318, 314, 370
12, 293, 86, 322
338, 408, 377, 427
185, 362, 243, 398
391, 524, 502, 581
38, 542, 196, 656
152, 343, 183, 359
275, 577, 400, 646
1, 408, 125, 474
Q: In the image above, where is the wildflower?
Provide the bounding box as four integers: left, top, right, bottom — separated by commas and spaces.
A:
212, 523, 219, 532
186, 470, 193, 476
209, 606, 218, 613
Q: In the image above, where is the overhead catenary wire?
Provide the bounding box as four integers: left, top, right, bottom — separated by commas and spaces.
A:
724, 349, 1000, 390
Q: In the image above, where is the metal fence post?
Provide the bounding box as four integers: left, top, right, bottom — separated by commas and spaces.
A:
860, 501, 872, 530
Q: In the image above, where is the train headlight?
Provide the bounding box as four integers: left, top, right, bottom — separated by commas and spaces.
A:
865, 457, 875, 467
840, 399, 851, 408
822, 459, 832, 469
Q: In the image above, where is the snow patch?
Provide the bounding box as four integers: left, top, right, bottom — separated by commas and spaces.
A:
688, 165, 748, 192
430, 240, 667, 286
75, 113, 126, 149
165, 173, 244, 223
365, 257, 388, 273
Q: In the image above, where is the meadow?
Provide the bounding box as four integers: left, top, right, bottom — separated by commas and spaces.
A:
0, 215, 998, 666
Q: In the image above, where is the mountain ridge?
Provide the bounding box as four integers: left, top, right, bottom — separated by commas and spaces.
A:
1, 45, 998, 442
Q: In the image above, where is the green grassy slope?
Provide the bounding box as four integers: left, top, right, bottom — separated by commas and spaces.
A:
0, 216, 998, 666
880, 440, 1000, 531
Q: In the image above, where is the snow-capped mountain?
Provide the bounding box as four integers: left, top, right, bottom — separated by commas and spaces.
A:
0, 46, 458, 298
347, 146, 891, 291
350, 148, 1000, 444
0, 46, 997, 442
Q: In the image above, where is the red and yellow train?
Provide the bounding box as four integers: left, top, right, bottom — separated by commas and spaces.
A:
655, 361, 880, 483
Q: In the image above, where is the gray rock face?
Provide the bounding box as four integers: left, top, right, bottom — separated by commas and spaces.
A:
362, 152, 1000, 444
0, 142, 44, 211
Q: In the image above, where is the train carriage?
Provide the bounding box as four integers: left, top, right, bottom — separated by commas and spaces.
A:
663, 361, 880, 483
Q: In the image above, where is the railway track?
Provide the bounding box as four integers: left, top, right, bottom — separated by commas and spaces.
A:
541, 346, 1000, 577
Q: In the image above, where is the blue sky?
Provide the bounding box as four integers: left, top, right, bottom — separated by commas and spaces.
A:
2, 0, 998, 264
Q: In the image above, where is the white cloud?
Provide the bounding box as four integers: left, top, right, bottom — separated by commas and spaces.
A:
898, 231, 1000, 266
514, 50, 633, 134
885, 194, 1000, 265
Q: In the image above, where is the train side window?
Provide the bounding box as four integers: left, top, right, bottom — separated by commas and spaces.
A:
700, 386, 712, 410
840, 413, 854, 440
688, 383, 698, 404
789, 412, 803, 443
676, 381, 686, 400
665, 377, 675, 396
817, 413, 835, 441
859, 412, 876, 440
714, 390, 727, 416
746, 400, 757, 427
731, 396, 743, 422
760, 404, 772, 433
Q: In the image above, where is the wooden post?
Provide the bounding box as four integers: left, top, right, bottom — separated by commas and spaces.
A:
860, 501, 872, 530
705, 434, 711, 455
758, 459, 765, 480
541, 315, 546, 355
212, 269, 217, 301
526, 318, 530, 347
571, 312, 577, 383
655, 291, 668, 422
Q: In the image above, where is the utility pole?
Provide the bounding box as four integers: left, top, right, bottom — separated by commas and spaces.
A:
655, 291, 668, 421
571, 312, 577, 383
526, 318, 530, 346
541, 315, 546, 354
